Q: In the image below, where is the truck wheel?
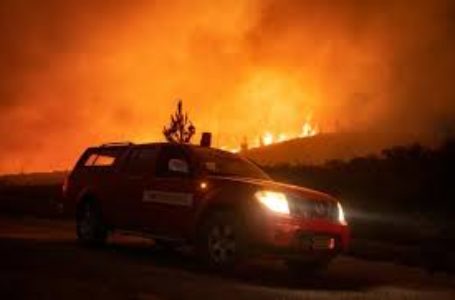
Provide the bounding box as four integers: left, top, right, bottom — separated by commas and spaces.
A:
286, 259, 330, 275
76, 200, 108, 246
197, 211, 244, 270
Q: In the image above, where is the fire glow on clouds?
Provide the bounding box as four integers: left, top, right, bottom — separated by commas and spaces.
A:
0, 0, 454, 173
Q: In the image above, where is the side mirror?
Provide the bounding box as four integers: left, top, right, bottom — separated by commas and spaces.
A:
168, 158, 189, 174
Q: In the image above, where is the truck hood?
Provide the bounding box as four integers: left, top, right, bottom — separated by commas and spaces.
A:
208, 175, 337, 203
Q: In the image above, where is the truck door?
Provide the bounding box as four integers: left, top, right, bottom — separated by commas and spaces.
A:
113, 146, 160, 230
140, 144, 197, 238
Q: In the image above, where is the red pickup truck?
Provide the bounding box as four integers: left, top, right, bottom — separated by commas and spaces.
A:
63, 142, 349, 271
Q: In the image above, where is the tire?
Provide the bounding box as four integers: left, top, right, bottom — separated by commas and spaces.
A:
286, 259, 330, 275
76, 200, 108, 246
197, 211, 244, 270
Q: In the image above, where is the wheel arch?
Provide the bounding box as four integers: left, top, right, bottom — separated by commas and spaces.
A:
191, 182, 255, 241
192, 200, 246, 242
75, 188, 99, 219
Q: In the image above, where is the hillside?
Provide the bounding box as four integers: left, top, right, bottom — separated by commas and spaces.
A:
244, 131, 441, 166
0, 171, 68, 187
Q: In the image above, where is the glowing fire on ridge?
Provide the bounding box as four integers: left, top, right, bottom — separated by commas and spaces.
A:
263, 132, 274, 146
219, 116, 319, 153
260, 116, 319, 147
300, 115, 319, 138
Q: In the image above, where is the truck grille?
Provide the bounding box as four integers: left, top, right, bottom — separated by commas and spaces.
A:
289, 197, 337, 221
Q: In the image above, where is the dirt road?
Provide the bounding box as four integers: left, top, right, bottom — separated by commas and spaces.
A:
0, 215, 453, 299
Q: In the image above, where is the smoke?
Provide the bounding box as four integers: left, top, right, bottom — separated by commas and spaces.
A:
247, 0, 455, 133
0, 0, 454, 173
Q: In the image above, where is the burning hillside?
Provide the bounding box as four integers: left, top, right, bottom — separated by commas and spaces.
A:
261, 115, 320, 146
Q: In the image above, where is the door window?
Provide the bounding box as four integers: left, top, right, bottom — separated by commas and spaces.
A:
155, 145, 191, 177
123, 147, 159, 176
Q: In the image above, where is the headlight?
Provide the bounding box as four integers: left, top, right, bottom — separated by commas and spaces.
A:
255, 190, 290, 214
337, 202, 347, 225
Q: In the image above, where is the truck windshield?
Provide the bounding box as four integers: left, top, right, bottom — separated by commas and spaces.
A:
193, 147, 270, 180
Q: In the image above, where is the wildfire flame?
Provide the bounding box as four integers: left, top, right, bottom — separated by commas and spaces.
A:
250, 116, 319, 151
263, 132, 274, 146
300, 115, 319, 138
219, 115, 320, 153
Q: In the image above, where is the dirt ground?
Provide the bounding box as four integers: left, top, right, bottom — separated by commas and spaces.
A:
0, 215, 453, 300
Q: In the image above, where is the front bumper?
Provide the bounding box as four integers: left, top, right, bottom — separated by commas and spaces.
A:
247, 211, 350, 259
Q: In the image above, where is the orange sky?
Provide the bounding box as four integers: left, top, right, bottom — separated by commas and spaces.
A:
0, 0, 454, 173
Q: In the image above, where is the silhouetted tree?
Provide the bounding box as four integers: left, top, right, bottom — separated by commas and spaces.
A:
259, 136, 264, 147
163, 100, 196, 143
240, 136, 248, 153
